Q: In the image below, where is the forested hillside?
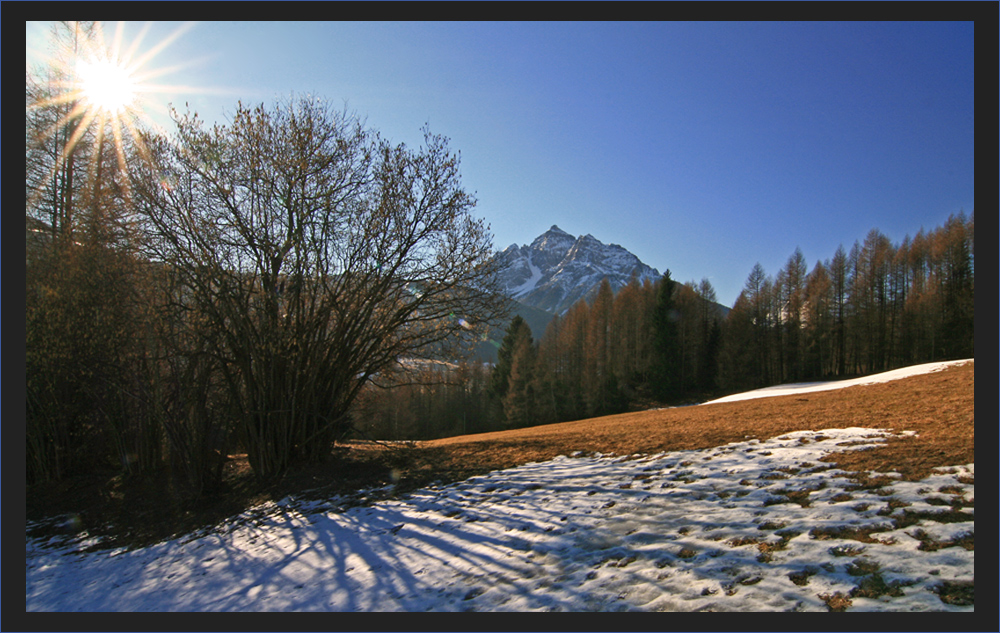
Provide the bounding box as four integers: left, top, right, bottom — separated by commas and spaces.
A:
362, 212, 973, 439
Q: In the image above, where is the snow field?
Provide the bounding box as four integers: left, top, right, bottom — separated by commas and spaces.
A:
702, 359, 972, 404
27, 426, 973, 611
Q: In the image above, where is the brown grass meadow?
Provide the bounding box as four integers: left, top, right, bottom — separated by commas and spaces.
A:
406, 360, 974, 486
27, 361, 973, 550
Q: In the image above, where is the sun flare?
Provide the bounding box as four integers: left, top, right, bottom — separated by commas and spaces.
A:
26, 21, 199, 217
77, 57, 138, 114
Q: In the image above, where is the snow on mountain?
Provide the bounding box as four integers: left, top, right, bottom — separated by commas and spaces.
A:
497, 225, 660, 315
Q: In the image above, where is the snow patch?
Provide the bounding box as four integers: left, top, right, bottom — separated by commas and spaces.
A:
26, 360, 974, 612
703, 360, 972, 405
510, 258, 543, 297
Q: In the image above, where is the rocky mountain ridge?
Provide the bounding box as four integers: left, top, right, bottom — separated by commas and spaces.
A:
497, 225, 661, 315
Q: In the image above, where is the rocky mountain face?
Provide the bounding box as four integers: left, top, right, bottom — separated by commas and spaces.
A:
497, 225, 661, 315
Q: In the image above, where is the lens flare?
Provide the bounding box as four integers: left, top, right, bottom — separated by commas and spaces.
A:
77, 57, 137, 114
26, 21, 200, 217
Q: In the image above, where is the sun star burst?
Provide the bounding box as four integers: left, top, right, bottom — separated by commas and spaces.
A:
77, 56, 138, 115
26, 21, 199, 218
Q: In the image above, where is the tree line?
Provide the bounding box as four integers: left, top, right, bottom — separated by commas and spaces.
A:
721, 216, 973, 391
362, 211, 973, 438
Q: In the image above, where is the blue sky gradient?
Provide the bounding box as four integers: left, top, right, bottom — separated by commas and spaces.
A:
28, 21, 974, 307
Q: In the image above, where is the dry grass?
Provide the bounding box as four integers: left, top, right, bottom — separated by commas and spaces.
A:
27, 361, 973, 551
819, 591, 853, 612
407, 361, 973, 485
935, 580, 975, 606
788, 567, 819, 586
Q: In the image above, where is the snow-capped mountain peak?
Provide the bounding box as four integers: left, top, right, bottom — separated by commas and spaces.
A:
497, 227, 661, 315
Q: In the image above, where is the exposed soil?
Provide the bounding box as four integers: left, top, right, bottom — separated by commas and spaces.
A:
26, 361, 973, 552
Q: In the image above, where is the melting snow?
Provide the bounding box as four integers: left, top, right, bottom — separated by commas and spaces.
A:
26, 361, 974, 611
702, 360, 972, 404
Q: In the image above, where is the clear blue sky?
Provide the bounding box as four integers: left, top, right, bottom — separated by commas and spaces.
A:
27, 21, 974, 307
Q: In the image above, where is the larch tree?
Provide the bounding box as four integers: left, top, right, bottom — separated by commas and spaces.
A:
803, 260, 834, 378
741, 263, 772, 387
609, 277, 644, 389
938, 212, 974, 359
827, 245, 850, 376
26, 21, 159, 485
553, 299, 590, 421
777, 248, 807, 382
584, 278, 619, 416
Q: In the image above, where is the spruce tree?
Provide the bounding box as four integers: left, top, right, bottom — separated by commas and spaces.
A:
503, 334, 538, 428
490, 315, 533, 404
651, 270, 682, 402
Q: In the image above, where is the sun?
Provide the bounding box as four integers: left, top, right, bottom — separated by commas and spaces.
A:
76, 56, 138, 114
26, 21, 199, 221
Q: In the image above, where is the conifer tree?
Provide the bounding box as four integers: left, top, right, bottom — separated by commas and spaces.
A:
584, 278, 616, 416
803, 260, 833, 378
938, 212, 974, 359
651, 270, 682, 401
828, 245, 850, 376
27, 22, 159, 484
554, 300, 590, 420
718, 291, 756, 392
490, 315, 533, 404
503, 334, 538, 428
696, 278, 722, 392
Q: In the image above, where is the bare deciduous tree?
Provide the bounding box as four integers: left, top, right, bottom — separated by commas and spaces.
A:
134, 97, 508, 481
